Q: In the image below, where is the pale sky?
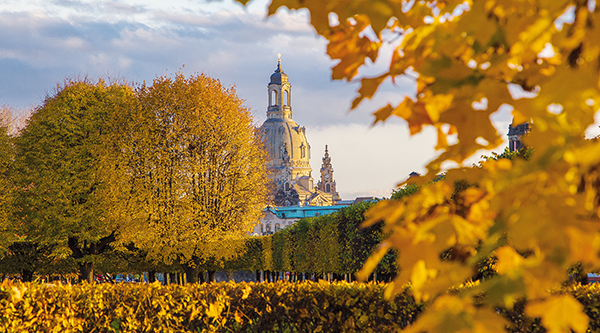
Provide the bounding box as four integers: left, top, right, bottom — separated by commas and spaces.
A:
0, 0, 515, 199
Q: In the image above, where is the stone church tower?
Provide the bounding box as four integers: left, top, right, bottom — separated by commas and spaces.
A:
508, 121, 530, 152
317, 145, 341, 202
258, 57, 340, 206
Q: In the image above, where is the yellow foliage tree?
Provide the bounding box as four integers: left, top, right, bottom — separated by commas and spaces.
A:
112, 73, 269, 282
245, 0, 600, 332
12, 80, 135, 282
0, 107, 15, 253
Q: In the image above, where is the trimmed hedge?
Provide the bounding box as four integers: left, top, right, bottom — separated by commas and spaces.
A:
5, 280, 600, 332
0, 280, 422, 332
228, 201, 397, 281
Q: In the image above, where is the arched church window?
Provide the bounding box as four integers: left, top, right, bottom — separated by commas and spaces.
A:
271, 90, 277, 106
326, 184, 331, 192
300, 145, 306, 158
283, 90, 289, 106
275, 223, 281, 232
266, 224, 271, 233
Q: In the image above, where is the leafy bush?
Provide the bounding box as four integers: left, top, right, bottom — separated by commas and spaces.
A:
0, 280, 422, 332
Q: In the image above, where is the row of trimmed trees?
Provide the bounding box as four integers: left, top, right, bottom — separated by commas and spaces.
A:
0, 73, 270, 283
225, 200, 397, 283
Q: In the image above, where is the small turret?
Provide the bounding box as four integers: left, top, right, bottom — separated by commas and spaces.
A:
317, 145, 341, 202
508, 121, 531, 152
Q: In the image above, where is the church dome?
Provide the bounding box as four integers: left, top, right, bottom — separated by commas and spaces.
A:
259, 57, 311, 183
259, 118, 311, 179
255, 57, 342, 211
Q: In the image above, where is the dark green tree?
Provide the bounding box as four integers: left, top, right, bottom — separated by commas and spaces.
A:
12, 80, 135, 282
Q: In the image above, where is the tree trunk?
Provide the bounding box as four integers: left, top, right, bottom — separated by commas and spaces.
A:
183, 265, 200, 284
148, 271, 156, 283
21, 269, 34, 282
574, 270, 589, 285
79, 262, 94, 283
67, 232, 116, 284
208, 270, 215, 282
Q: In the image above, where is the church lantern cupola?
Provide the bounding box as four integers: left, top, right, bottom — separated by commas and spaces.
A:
268, 54, 292, 120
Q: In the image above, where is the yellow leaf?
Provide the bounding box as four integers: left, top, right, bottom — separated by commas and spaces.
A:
206, 302, 223, 318
241, 285, 251, 300
404, 295, 509, 333
410, 260, 438, 301
234, 311, 243, 324
424, 93, 453, 123
565, 226, 600, 266
495, 246, 523, 276
511, 110, 529, 128
450, 215, 489, 245
372, 104, 394, 125
353, 76, 386, 109
356, 241, 390, 281
526, 295, 589, 333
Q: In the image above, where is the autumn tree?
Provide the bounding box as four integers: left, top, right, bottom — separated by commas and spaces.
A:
114, 73, 269, 283
12, 80, 135, 282
0, 106, 15, 254
245, 0, 600, 332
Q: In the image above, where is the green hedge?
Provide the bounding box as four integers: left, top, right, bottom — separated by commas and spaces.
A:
0, 280, 422, 332
227, 201, 397, 280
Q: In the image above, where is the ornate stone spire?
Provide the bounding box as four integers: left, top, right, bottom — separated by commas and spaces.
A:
322, 145, 331, 167
318, 145, 340, 202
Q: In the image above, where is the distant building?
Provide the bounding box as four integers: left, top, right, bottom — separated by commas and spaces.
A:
258, 57, 341, 207
254, 57, 350, 235
508, 121, 531, 152
257, 205, 349, 235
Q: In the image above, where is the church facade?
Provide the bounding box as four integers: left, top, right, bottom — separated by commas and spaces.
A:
258, 58, 341, 207
253, 58, 346, 235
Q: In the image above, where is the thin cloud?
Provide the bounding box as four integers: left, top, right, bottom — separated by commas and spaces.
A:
0, 0, 439, 198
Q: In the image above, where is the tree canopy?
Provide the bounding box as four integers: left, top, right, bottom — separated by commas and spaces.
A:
0, 107, 15, 254
3, 73, 269, 283
113, 73, 269, 282
251, 0, 600, 332
12, 80, 135, 282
